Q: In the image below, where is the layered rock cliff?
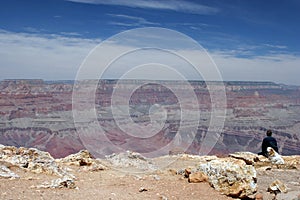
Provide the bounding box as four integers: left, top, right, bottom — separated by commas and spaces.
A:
0, 79, 300, 158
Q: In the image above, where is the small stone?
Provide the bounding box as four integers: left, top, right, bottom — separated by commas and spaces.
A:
159, 195, 168, 200
268, 179, 288, 194
176, 169, 185, 175
167, 169, 177, 176
139, 187, 148, 192
151, 175, 160, 180
134, 175, 143, 180
188, 172, 208, 183
255, 193, 263, 200
37, 176, 77, 189
184, 168, 192, 178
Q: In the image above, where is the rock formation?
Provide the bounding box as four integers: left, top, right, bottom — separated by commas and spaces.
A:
1, 79, 300, 158
105, 150, 157, 171
0, 144, 70, 177
198, 157, 257, 199
57, 149, 107, 171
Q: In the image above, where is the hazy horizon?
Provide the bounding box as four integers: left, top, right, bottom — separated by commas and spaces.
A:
0, 78, 296, 86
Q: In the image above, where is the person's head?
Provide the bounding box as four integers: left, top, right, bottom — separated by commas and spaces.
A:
266, 130, 272, 136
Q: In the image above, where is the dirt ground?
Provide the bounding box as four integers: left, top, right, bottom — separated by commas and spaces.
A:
256, 167, 300, 200
1, 155, 300, 200
0, 156, 233, 200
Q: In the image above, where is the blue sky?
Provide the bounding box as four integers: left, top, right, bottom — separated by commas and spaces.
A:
1, 0, 300, 84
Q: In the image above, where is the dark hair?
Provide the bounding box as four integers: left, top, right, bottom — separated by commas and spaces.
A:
266, 130, 272, 136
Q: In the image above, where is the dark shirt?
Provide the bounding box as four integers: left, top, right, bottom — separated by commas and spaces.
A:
262, 136, 278, 156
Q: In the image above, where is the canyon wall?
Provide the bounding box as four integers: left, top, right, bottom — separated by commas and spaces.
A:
0, 79, 300, 157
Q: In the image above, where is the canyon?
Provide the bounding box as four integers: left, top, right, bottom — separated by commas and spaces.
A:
0, 79, 300, 158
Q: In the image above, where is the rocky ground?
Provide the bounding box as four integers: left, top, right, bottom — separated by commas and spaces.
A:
0, 165, 232, 200
0, 145, 300, 200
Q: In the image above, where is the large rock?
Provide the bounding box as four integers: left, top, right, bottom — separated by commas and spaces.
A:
105, 151, 157, 171
0, 145, 83, 189
58, 150, 94, 166
57, 149, 107, 171
0, 144, 71, 177
229, 152, 260, 165
198, 157, 257, 199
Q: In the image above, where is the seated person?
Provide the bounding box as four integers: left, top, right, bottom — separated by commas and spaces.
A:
258, 130, 278, 157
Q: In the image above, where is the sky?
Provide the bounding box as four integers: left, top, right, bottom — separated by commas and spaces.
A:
0, 0, 300, 85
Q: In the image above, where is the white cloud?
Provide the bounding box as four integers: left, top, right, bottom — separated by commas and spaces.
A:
108, 14, 156, 24
107, 14, 159, 27
1, 29, 300, 85
263, 44, 288, 49
211, 51, 300, 85
0, 30, 99, 80
23, 27, 44, 33
66, 0, 219, 15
